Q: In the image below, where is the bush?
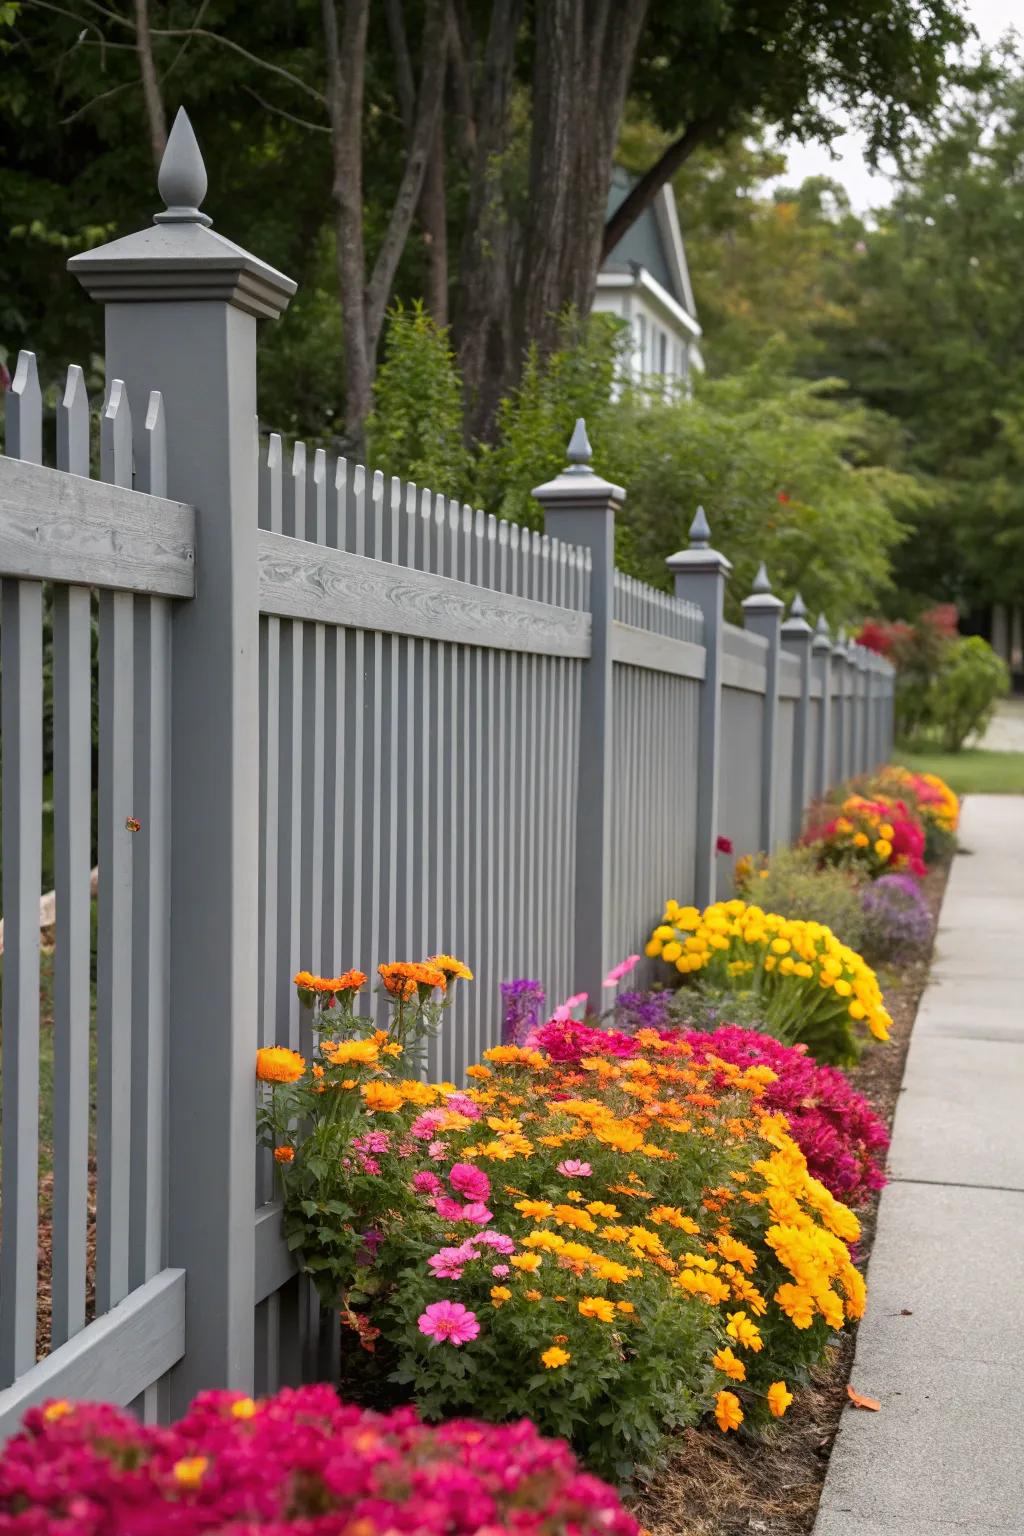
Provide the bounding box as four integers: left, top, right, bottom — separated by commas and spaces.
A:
0, 1388, 638, 1536
366, 300, 472, 495
645, 898, 892, 1064
929, 635, 1009, 751
736, 846, 867, 951
258, 967, 866, 1480
865, 765, 959, 863
803, 793, 926, 879
860, 873, 934, 965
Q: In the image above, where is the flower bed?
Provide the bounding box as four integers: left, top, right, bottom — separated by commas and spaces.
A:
0, 1387, 637, 1534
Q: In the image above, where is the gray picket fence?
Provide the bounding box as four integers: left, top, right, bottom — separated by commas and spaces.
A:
0, 111, 894, 1431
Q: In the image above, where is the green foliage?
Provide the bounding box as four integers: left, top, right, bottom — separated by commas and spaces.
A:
928, 636, 1010, 751
366, 302, 471, 495
895, 744, 1024, 796
737, 848, 868, 954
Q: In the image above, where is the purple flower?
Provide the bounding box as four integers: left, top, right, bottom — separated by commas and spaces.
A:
861, 874, 932, 963
501, 978, 547, 1044
614, 990, 674, 1032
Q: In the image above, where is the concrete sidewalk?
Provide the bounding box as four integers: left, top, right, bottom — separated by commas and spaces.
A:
813, 796, 1024, 1536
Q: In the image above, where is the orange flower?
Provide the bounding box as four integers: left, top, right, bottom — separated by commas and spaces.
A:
256, 1046, 305, 1084
714, 1390, 743, 1433
172, 1456, 209, 1489
711, 1346, 746, 1382
42, 1401, 73, 1423
324, 1039, 379, 1066
273, 1146, 295, 1165
361, 1082, 404, 1113
767, 1380, 794, 1418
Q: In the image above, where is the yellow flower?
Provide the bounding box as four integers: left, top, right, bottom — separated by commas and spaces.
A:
874, 838, 892, 858
511, 1252, 543, 1273
515, 1199, 554, 1220
711, 1346, 746, 1381
256, 1046, 305, 1084
725, 1310, 763, 1352
42, 1400, 73, 1423
361, 1082, 404, 1113
578, 1296, 616, 1323
542, 1346, 570, 1368
767, 1380, 794, 1418
428, 953, 474, 981
172, 1456, 209, 1489
230, 1396, 259, 1420
490, 1286, 512, 1307
714, 1390, 744, 1433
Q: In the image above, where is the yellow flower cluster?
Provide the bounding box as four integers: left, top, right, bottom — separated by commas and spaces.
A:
645, 898, 892, 1048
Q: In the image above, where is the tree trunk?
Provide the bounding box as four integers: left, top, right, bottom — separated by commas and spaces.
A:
322, 0, 373, 455
134, 0, 167, 170
420, 117, 449, 326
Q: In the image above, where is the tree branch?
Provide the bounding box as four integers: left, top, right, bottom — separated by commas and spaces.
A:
601, 117, 720, 260
242, 83, 331, 134
134, 0, 167, 168
383, 0, 416, 133
364, 0, 449, 352
148, 27, 325, 104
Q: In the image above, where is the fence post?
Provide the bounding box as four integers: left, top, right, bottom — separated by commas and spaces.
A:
831, 629, 848, 783
812, 615, 832, 796
533, 420, 623, 1005
854, 645, 869, 772
781, 593, 812, 840
742, 564, 784, 852
666, 509, 731, 906
69, 110, 296, 1408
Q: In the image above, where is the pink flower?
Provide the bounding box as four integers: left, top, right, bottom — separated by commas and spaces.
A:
473, 1230, 515, 1253
428, 1247, 471, 1280
418, 1300, 480, 1346
444, 1093, 482, 1120
434, 1195, 467, 1221
557, 1159, 592, 1178
427, 1139, 448, 1161
551, 991, 588, 1022
459, 1202, 493, 1226
412, 1170, 443, 1196
602, 955, 640, 988
449, 1162, 491, 1201
411, 1109, 448, 1141
491, 1263, 510, 1277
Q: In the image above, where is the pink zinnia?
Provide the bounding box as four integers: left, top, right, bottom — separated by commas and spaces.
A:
491, 1263, 510, 1277
444, 1093, 482, 1120
449, 1162, 491, 1201
557, 1159, 592, 1178
473, 1230, 515, 1254
412, 1170, 443, 1196
428, 1247, 470, 1280
602, 955, 640, 988
427, 1139, 448, 1161
459, 1202, 493, 1226
418, 1300, 480, 1346
411, 1109, 447, 1141
434, 1195, 467, 1221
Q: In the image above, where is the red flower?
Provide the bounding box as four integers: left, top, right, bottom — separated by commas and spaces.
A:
716, 835, 733, 855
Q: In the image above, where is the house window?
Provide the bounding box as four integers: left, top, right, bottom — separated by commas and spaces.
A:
658, 329, 668, 375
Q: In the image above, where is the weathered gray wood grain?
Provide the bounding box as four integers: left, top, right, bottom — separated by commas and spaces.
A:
258, 530, 591, 659
0, 455, 195, 596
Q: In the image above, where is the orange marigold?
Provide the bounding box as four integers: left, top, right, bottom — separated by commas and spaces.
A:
273, 1146, 295, 1165
361, 1082, 404, 1113
256, 1046, 305, 1084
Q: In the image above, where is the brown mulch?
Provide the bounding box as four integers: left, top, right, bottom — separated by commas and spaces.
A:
632, 860, 951, 1536
35, 1163, 97, 1361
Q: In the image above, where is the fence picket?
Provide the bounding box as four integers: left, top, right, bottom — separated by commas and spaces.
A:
49, 365, 93, 1350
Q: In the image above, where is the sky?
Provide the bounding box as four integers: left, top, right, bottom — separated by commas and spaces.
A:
772, 0, 1019, 212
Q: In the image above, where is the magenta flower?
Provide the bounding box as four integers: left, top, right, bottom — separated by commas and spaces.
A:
418, 1300, 480, 1346
412, 1170, 443, 1196
410, 1108, 448, 1141
444, 1093, 482, 1120
428, 1247, 470, 1280
473, 1230, 515, 1254
602, 955, 640, 988
551, 991, 588, 1023
449, 1162, 491, 1201
459, 1202, 494, 1226
491, 1263, 510, 1277
557, 1159, 592, 1178
434, 1195, 467, 1221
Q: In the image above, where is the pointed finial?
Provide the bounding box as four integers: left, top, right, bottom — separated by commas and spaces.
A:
155, 108, 212, 227
688, 506, 711, 549
815, 613, 830, 637
751, 561, 772, 595
565, 418, 592, 474
789, 591, 807, 619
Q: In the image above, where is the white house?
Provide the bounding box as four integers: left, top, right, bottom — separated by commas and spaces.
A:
593, 166, 703, 391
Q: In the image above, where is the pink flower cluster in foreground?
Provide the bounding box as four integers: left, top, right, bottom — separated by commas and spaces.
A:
0, 1387, 640, 1536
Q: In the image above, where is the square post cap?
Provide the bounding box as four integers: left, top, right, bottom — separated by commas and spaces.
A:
68, 108, 296, 321
666, 505, 732, 577
741, 561, 784, 617
532, 418, 625, 508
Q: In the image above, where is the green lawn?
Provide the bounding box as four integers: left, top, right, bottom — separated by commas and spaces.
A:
894, 744, 1024, 796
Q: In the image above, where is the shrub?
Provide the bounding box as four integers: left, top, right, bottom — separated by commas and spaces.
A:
929, 635, 1009, 751
860, 873, 934, 965
866, 765, 959, 862
680, 1026, 889, 1208
645, 898, 892, 1064
735, 846, 867, 951
803, 793, 925, 879
258, 969, 866, 1479
366, 300, 472, 496
0, 1388, 639, 1536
